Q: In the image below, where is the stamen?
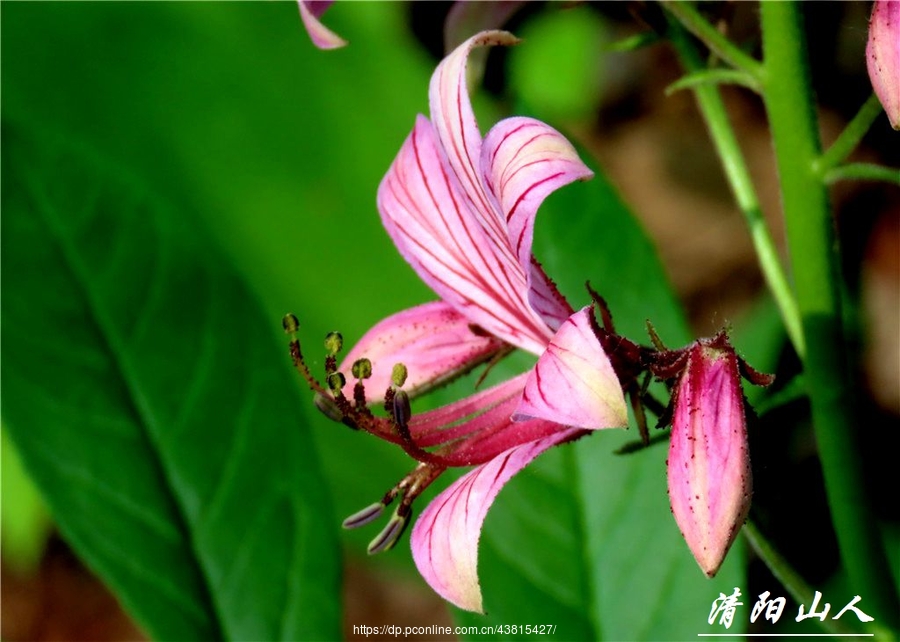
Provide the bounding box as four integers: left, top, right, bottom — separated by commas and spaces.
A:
324, 331, 343, 355
391, 363, 408, 387
314, 392, 346, 423
367, 508, 410, 555
392, 389, 411, 429
342, 502, 385, 529
327, 371, 345, 393
282, 313, 300, 334
352, 358, 372, 380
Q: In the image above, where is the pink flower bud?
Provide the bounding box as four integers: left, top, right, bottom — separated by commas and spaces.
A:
667, 334, 753, 577
867, 0, 900, 130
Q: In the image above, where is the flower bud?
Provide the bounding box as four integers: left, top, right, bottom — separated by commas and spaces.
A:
667, 333, 753, 577
867, 0, 900, 130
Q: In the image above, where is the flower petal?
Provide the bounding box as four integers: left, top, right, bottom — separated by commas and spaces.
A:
408, 373, 568, 466
298, 0, 347, 50
338, 301, 503, 402
514, 307, 627, 429
867, 0, 900, 129
410, 429, 582, 613
378, 116, 555, 354
482, 117, 593, 328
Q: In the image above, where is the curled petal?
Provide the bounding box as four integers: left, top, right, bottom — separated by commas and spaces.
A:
667, 336, 752, 577
482, 118, 593, 328
298, 0, 347, 50
514, 307, 627, 429
379, 116, 555, 354
338, 301, 503, 401
411, 430, 581, 613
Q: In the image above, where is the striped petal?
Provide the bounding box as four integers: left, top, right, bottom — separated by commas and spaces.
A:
411, 430, 581, 613
482, 117, 593, 329
378, 116, 555, 355
514, 307, 627, 429
298, 0, 347, 50
338, 301, 503, 402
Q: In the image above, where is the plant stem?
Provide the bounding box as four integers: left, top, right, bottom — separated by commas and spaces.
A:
662, 1, 763, 79
815, 93, 885, 176
825, 163, 900, 186
665, 16, 805, 358
759, 2, 900, 629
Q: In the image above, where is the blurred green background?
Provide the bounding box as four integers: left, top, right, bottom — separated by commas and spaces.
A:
3, 2, 897, 640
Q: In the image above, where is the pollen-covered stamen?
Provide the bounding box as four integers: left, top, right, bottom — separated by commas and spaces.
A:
342, 503, 385, 529
350, 358, 375, 416
283, 313, 331, 398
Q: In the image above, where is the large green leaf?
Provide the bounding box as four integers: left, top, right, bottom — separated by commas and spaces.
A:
453, 165, 745, 639
1, 122, 341, 641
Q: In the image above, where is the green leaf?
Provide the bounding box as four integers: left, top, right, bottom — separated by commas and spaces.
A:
454, 166, 745, 639
1, 122, 341, 641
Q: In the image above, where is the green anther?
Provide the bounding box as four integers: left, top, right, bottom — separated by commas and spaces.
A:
327, 371, 345, 392
351, 358, 372, 380
282, 313, 300, 334
391, 363, 408, 388
324, 331, 343, 355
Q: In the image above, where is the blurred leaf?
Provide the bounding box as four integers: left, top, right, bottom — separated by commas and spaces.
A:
454, 164, 744, 639
1, 122, 341, 641
1, 426, 53, 575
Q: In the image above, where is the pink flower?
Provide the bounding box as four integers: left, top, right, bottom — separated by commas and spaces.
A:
288, 30, 627, 612
867, 0, 900, 129
297, 0, 347, 50
659, 333, 772, 577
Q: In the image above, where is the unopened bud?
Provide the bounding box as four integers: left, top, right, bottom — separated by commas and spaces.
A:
867, 0, 900, 129
391, 363, 408, 388
352, 358, 372, 380
324, 331, 343, 355
667, 332, 768, 577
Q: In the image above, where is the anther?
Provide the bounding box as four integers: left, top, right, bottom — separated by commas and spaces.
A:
282, 313, 300, 334
392, 389, 411, 429
327, 372, 345, 393
342, 502, 385, 529
314, 392, 344, 423
366, 508, 411, 555
324, 331, 343, 356
351, 358, 372, 380
391, 363, 408, 388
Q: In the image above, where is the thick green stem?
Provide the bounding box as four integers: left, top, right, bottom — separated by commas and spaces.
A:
665, 15, 805, 358
759, 2, 900, 629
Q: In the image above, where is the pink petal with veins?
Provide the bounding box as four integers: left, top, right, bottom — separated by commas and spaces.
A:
338, 301, 503, 402
298, 0, 347, 50
514, 307, 627, 429
379, 116, 555, 355
411, 429, 582, 613
867, 0, 900, 129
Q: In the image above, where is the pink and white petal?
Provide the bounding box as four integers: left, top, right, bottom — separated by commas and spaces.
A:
429, 30, 521, 251
298, 0, 347, 50
337, 301, 504, 402
514, 307, 627, 429
444, 2, 526, 53
378, 116, 555, 355
411, 429, 581, 613
481, 116, 593, 327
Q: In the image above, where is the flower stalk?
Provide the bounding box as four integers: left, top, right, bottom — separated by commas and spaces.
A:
759, 2, 900, 628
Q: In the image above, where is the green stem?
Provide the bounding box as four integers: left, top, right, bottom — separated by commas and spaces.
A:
665, 16, 805, 358
759, 2, 900, 629
662, 1, 764, 79
825, 163, 900, 186
743, 520, 855, 636
815, 93, 885, 176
